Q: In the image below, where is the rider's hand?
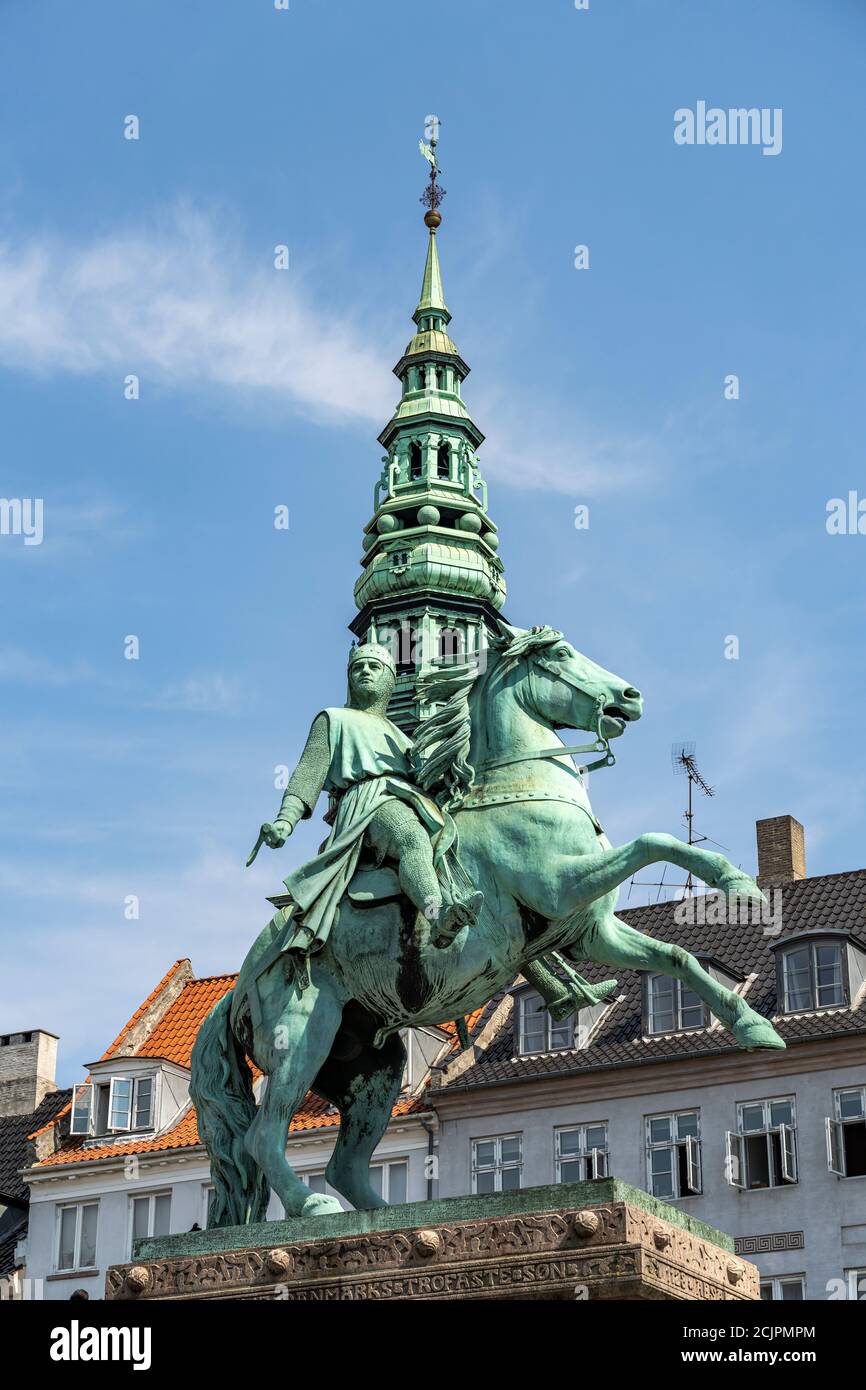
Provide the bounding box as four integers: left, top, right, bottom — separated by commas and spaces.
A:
261, 820, 292, 849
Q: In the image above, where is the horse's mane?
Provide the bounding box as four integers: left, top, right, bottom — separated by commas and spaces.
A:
411, 624, 563, 811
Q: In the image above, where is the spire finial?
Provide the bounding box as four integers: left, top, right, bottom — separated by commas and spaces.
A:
419, 118, 445, 229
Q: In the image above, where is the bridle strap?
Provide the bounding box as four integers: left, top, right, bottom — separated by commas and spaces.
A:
477, 667, 617, 776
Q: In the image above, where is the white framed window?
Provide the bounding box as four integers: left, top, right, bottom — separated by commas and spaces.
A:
472, 1134, 523, 1194
826, 1087, 866, 1178
516, 991, 573, 1055
646, 975, 706, 1034
555, 1123, 608, 1182
130, 1191, 171, 1254
55, 1201, 98, 1273
293, 1159, 409, 1214
646, 1111, 702, 1199
70, 1082, 94, 1136
369, 1158, 408, 1205
781, 941, 845, 1012
202, 1183, 216, 1227
846, 1268, 866, 1300
106, 1074, 156, 1133
726, 1097, 797, 1190
760, 1275, 805, 1301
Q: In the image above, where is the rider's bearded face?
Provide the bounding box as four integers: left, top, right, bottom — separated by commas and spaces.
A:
348, 657, 394, 710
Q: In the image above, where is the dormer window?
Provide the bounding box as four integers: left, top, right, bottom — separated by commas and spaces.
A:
646, 974, 706, 1034
516, 990, 572, 1055
642, 955, 740, 1035
70, 1073, 157, 1137
781, 940, 845, 1011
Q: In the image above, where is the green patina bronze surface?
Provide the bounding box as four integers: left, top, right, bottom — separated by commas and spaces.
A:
134, 1180, 735, 1261
189, 137, 785, 1234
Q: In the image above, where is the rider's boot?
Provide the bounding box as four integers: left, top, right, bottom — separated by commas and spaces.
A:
433, 891, 484, 949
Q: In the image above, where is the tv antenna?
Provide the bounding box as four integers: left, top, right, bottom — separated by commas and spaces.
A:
671, 742, 715, 894
627, 741, 722, 904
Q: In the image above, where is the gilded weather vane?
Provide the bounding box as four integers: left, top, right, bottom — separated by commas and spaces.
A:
419, 123, 446, 223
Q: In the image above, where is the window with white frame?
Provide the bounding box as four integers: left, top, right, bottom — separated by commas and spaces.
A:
646, 1111, 702, 1199
69, 1073, 157, 1137
369, 1158, 408, 1205
646, 975, 706, 1034
472, 1134, 522, 1194
555, 1123, 608, 1182
846, 1268, 866, 1301
826, 1087, 866, 1179
781, 940, 845, 1012
55, 1201, 98, 1272
516, 991, 572, 1055
130, 1192, 171, 1254
760, 1275, 805, 1301
202, 1184, 216, 1228
726, 1097, 797, 1190
293, 1158, 409, 1214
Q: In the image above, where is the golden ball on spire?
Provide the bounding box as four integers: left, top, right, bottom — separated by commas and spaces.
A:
424, 210, 441, 229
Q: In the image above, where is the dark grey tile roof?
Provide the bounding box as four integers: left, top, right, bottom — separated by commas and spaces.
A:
0, 1088, 72, 1202
442, 870, 866, 1092
0, 1207, 27, 1279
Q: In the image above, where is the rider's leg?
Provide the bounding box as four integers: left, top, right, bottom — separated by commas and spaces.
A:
368, 800, 441, 919
368, 800, 482, 943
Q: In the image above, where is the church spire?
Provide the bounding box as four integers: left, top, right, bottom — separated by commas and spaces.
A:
350, 130, 506, 730
414, 229, 449, 325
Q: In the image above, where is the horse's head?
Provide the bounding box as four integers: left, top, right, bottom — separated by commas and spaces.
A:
495, 625, 643, 744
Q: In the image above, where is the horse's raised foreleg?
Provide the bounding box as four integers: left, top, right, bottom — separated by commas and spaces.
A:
555, 833, 762, 915
315, 1032, 407, 1211
583, 913, 784, 1051
245, 970, 346, 1217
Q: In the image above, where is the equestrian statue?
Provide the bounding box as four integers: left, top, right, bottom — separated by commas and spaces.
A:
190, 620, 785, 1227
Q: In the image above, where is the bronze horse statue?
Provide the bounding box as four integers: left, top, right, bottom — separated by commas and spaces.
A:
191, 623, 783, 1225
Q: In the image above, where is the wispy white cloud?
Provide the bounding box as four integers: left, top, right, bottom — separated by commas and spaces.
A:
0, 204, 663, 496
0, 204, 394, 429
150, 673, 244, 716
478, 402, 659, 494
0, 648, 95, 686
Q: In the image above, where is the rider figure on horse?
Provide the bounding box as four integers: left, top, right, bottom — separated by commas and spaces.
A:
251, 633, 483, 955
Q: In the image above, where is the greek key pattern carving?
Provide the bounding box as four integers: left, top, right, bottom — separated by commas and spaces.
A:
734, 1231, 804, 1256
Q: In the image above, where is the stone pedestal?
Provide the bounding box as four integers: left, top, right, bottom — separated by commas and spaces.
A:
105, 1179, 758, 1302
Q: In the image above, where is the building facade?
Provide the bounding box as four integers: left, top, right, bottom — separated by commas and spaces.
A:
0, 1029, 70, 1299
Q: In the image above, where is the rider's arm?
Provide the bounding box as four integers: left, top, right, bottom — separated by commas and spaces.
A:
274, 712, 330, 830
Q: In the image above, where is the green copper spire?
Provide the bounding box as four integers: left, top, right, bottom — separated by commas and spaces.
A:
414, 229, 450, 325
350, 133, 506, 730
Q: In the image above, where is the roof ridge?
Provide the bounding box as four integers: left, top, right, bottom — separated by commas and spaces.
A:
99, 959, 193, 1061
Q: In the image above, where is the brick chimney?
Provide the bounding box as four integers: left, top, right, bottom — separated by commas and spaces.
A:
0, 1030, 58, 1117
756, 815, 806, 886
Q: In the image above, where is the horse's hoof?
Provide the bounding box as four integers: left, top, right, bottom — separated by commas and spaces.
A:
299, 1193, 343, 1218
712, 869, 766, 909
730, 1004, 786, 1052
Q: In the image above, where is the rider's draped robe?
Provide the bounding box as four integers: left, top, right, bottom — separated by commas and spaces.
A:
281, 706, 448, 956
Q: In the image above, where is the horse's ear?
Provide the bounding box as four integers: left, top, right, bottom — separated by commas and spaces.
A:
489, 618, 524, 650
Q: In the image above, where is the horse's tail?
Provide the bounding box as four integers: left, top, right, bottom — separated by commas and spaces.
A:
189, 992, 270, 1227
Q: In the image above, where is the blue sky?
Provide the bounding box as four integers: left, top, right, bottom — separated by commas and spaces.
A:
1, 0, 864, 1085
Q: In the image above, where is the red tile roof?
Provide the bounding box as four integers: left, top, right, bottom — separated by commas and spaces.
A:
31, 964, 480, 1169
